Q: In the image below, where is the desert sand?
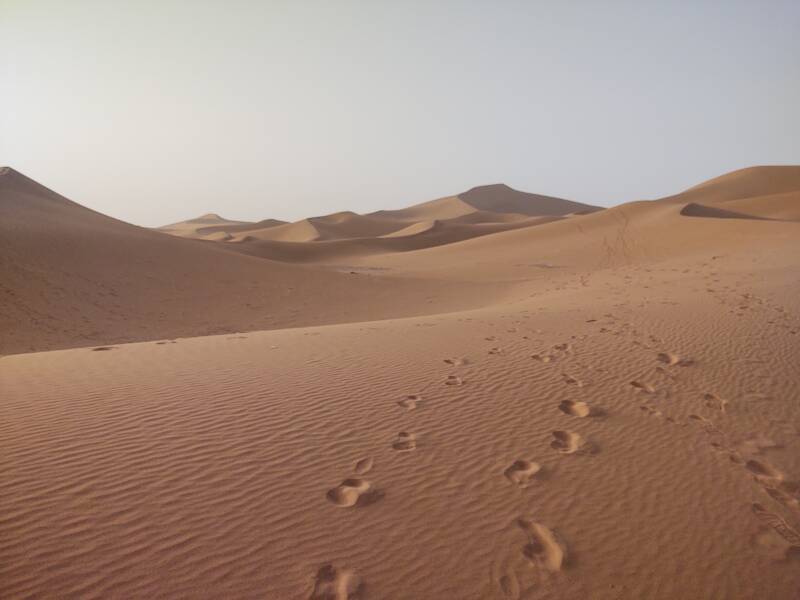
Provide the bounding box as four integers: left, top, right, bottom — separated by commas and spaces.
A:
1, 165, 799, 599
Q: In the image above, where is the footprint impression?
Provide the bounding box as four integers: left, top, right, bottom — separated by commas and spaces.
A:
397, 395, 422, 410
517, 519, 567, 572
656, 352, 694, 367
444, 357, 469, 366
630, 381, 655, 394
745, 460, 800, 511
703, 392, 728, 412
309, 564, 363, 600
326, 478, 380, 508
391, 432, 417, 452
354, 457, 373, 475
504, 460, 542, 487
558, 400, 592, 418
550, 430, 594, 455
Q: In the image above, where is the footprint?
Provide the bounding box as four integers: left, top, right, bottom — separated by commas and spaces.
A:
703, 393, 729, 412
531, 354, 552, 363
688, 414, 721, 435
553, 343, 572, 353
656, 352, 694, 367
656, 352, 679, 365
504, 460, 542, 487
354, 458, 373, 475
391, 432, 417, 452
445, 375, 464, 386
630, 381, 655, 394
737, 437, 780, 455
558, 400, 591, 418
397, 395, 421, 410
562, 374, 584, 387
498, 572, 520, 599
326, 478, 379, 508
751, 503, 800, 548
488, 347, 504, 355
91, 346, 115, 352
444, 357, 469, 366
743, 459, 800, 510
752, 526, 800, 561
745, 459, 783, 481
550, 430, 594, 455
765, 486, 800, 511
640, 405, 663, 417
655, 365, 678, 381
517, 519, 567, 572
309, 564, 363, 599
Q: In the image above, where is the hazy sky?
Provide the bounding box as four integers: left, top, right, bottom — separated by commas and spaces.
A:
2, 1, 799, 226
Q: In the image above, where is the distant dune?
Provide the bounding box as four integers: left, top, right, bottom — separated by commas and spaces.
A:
238, 212, 407, 242
217, 215, 563, 264
0, 167, 505, 354
156, 182, 601, 259
2, 164, 799, 599
158, 213, 258, 238
369, 183, 601, 222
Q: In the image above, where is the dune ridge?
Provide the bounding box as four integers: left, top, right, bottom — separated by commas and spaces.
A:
157, 182, 599, 248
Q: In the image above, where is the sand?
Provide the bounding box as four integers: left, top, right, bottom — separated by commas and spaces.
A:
1, 165, 799, 599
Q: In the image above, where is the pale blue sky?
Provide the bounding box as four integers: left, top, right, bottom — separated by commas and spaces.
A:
2, 1, 799, 226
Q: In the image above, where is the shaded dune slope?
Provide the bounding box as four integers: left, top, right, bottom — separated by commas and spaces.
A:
679, 202, 772, 220
659, 166, 800, 221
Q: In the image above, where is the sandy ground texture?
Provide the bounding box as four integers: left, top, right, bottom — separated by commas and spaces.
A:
1, 166, 799, 599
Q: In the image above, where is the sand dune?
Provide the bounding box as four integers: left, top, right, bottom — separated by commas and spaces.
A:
160, 183, 590, 245
0, 168, 504, 354
159, 215, 287, 240
447, 209, 533, 224
370, 183, 601, 222
237, 212, 408, 242
217, 215, 563, 263
197, 218, 287, 237
718, 191, 800, 221
380, 219, 439, 237
666, 165, 800, 203
348, 175, 799, 280
2, 165, 799, 599
658, 166, 800, 221
158, 213, 258, 238
153, 183, 586, 261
